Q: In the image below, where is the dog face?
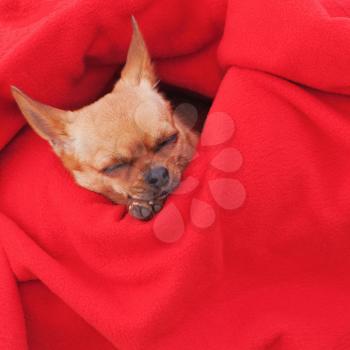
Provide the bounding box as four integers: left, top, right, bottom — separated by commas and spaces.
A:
11, 18, 198, 220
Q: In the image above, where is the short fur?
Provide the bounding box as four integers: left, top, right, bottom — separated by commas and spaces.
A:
11, 17, 198, 220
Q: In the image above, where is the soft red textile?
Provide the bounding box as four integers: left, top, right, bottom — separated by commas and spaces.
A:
1, 0, 350, 349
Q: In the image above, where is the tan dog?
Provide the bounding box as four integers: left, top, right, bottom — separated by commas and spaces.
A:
11, 18, 198, 220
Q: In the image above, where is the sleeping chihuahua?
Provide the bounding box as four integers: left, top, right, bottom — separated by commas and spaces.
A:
11, 17, 198, 220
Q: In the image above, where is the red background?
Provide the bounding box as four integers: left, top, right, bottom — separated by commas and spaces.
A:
1, 0, 350, 349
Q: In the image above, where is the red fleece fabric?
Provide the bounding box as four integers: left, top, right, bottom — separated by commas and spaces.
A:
1, 0, 350, 349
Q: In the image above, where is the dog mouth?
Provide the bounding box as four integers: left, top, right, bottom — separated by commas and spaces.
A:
129, 178, 180, 203
155, 190, 169, 200
129, 190, 169, 203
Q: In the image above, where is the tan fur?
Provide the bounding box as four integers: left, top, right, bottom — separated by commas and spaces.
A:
11, 17, 198, 220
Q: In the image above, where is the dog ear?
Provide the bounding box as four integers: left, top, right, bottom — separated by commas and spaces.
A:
11, 86, 71, 149
120, 16, 157, 86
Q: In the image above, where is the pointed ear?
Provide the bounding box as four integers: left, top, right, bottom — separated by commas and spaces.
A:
120, 16, 157, 86
11, 86, 71, 148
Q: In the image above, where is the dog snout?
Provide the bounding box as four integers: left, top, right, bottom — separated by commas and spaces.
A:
144, 166, 169, 187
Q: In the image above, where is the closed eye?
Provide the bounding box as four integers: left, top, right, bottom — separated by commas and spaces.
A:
155, 133, 178, 152
102, 162, 128, 175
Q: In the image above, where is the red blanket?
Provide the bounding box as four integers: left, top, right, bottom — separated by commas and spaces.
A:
1, 0, 350, 349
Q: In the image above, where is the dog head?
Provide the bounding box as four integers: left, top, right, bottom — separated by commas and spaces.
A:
11, 18, 197, 218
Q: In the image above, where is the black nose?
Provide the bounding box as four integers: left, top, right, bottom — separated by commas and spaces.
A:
144, 166, 169, 187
